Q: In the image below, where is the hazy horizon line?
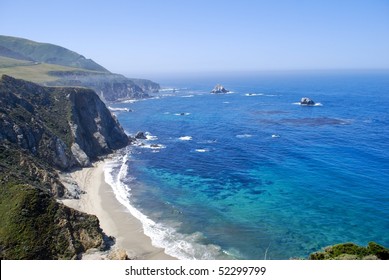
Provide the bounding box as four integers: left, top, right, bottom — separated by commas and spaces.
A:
122, 68, 389, 80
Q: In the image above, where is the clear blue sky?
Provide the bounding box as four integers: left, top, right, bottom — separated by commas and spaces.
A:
1, 0, 389, 77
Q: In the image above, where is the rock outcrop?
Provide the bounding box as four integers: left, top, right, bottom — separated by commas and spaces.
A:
300, 97, 315, 105
0, 75, 129, 169
211, 84, 229, 94
134, 131, 147, 139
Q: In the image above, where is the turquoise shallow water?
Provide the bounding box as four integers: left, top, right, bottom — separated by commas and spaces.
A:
107, 71, 389, 259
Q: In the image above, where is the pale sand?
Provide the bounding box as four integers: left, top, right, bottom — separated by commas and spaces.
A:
61, 159, 175, 260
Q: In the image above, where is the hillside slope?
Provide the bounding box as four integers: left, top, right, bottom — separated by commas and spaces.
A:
0, 35, 108, 72
0, 35, 160, 101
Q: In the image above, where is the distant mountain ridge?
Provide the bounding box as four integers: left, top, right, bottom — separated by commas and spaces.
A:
0, 35, 160, 101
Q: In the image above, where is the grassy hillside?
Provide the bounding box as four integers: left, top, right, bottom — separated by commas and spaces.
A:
0, 35, 108, 72
0, 58, 87, 83
0, 56, 102, 83
0, 56, 35, 68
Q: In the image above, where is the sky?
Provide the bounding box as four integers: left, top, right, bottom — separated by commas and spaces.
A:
1, 0, 389, 78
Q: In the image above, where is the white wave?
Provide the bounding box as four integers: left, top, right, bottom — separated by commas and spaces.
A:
223, 101, 231, 104
122, 99, 139, 104
198, 139, 217, 144
179, 136, 192, 141
145, 132, 158, 141
195, 148, 210, 153
236, 134, 253, 138
140, 144, 166, 150
159, 88, 176, 92
108, 106, 132, 112
245, 93, 264, 97
293, 102, 323, 106
174, 112, 191, 116
272, 134, 280, 138
181, 95, 194, 98
104, 152, 227, 260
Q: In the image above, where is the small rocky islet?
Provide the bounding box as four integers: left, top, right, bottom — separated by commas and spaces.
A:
300, 97, 316, 105
211, 84, 229, 94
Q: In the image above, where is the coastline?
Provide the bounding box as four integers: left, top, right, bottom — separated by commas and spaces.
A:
61, 159, 175, 260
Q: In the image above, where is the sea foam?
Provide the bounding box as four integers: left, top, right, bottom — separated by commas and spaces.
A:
179, 136, 193, 141
236, 134, 253, 138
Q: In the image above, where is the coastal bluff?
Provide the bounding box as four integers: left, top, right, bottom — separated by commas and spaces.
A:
0, 75, 129, 169
0, 75, 129, 259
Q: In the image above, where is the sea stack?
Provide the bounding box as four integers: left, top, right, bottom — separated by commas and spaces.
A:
135, 131, 147, 139
300, 97, 315, 106
211, 84, 229, 94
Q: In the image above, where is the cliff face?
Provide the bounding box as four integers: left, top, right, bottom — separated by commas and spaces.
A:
68, 85, 130, 165
0, 75, 131, 259
0, 75, 129, 169
46, 72, 160, 101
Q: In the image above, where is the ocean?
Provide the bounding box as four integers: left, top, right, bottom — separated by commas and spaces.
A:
105, 70, 389, 260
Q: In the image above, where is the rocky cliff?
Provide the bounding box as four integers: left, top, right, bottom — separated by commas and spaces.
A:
0, 75, 129, 169
0, 75, 131, 259
46, 71, 160, 101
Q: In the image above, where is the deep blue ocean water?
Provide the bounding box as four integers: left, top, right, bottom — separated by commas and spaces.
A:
106, 71, 389, 259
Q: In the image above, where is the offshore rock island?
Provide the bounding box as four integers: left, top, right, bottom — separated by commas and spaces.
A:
211, 84, 229, 94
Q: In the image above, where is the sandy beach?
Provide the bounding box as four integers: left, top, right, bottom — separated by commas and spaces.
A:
61, 159, 175, 260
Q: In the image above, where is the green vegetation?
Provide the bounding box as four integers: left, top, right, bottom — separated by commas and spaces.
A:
0, 144, 105, 259
0, 183, 66, 259
309, 242, 389, 260
0, 56, 35, 68
0, 35, 108, 72
0, 56, 100, 83
0, 182, 103, 259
